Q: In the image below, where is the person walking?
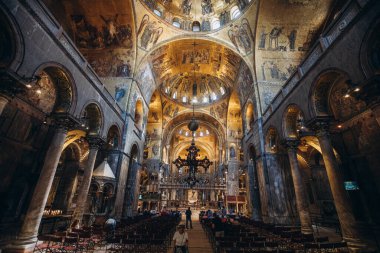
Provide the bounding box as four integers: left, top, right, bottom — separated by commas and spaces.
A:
173, 224, 189, 253
185, 207, 192, 229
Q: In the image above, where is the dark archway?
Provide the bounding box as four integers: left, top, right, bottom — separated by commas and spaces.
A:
82, 103, 103, 136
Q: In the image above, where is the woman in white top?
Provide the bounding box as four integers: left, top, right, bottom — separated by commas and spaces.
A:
172, 224, 189, 253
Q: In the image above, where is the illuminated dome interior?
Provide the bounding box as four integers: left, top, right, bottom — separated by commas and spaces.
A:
161, 73, 229, 107
148, 39, 242, 107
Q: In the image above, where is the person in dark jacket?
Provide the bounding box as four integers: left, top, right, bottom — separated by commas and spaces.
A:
185, 207, 192, 229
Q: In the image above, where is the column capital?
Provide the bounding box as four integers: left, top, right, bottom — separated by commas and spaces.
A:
284, 139, 300, 150
306, 117, 332, 137
86, 136, 105, 149
0, 70, 28, 98
51, 113, 80, 131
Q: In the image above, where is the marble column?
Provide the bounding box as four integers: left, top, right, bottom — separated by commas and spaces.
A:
0, 94, 10, 115
219, 146, 223, 164
246, 163, 253, 216
132, 164, 141, 215
248, 160, 262, 221
8, 122, 69, 252
314, 122, 367, 251
166, 144, 170, 164
72, 137, 102, 225
124, 162, 140, 217
286, 140, 313, 234
113, 153, 130, 219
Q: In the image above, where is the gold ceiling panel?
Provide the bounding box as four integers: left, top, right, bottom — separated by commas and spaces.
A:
149, 39, 241, 85
148, 39, 242, 107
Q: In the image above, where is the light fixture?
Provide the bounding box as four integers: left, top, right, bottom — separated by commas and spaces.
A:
344, 80, 362, 98
22, 75, 41, 88
36, 89, 42, 94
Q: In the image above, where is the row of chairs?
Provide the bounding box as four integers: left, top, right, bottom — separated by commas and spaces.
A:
105, 215, 179, 253
202, 217, 349, 253
34, 215, 178, 253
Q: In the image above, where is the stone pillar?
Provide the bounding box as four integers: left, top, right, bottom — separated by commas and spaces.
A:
286, 140, 313, 234
166, 144, 170, 164
246, 164, 253, 216
219, 146, 223, 164
124, 162, 140, 217
248, 161, 262, 221
72, 137, 102, 225
8, 120, 72, 252
227, 159, 239, 196
313, 122, 368, 251
113, 153, 130, 219
133, 166, 142, 214
0, 94, 10, 115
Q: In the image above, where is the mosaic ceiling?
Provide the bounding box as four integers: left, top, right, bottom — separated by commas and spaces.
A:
42, 0, 339, 113
140, 0, 254, 32
148, 39, 243, 107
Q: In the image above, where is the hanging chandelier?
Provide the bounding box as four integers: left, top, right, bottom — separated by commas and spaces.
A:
173, 105, 212, 188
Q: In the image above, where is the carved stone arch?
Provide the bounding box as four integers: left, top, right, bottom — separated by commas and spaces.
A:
103, 182, 115, 195
0, 4, 24, 70
135, 36, 255, 84
309, 69, 350, 119
33, 62, 77, 114
248, 144, 257, 161
64, 142, 82, 162
130, 143, 140, 163
282, 104, 304, 139
265, 126, 279, 153
106, 124, 122, 150
172, 140, 215, 160
162, 111, 226, 147
360, 16, 380, 77
167, 120, 224, 147
81, 102, 103, 136
90, 182, 100, 192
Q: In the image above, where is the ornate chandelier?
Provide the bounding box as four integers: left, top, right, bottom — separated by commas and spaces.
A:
173, 106, 212, 188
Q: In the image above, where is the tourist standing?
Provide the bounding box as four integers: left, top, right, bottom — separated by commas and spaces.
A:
173, 224, 189, 253
185, 207, 192, 229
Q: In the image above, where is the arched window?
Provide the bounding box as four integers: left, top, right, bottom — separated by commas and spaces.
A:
153, 9, 162, 17
211, 19, 221, 30
172, 17, 182, 28
192, 21, 201, 32
230, 6, 241, 20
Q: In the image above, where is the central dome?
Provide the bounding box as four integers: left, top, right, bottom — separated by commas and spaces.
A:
161, 73, 230, 107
